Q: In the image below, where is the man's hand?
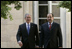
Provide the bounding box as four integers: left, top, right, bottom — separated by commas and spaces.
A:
39, 47, 42, 48
18, 41, 23, 47
35, 46, 39, 48
59, 47, 62, 48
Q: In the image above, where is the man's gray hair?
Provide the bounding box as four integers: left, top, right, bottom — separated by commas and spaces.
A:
25, 13, 31, 18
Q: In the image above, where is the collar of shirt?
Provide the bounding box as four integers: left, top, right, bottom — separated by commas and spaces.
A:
48, 22, 53, 26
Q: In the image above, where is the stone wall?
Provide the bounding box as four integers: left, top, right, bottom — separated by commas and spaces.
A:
1, 1, 24, 48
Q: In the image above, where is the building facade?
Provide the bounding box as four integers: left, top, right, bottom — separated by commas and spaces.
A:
1, 1, 71, 48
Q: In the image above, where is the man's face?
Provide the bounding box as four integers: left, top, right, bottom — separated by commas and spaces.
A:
47, 14, 54, 23
25, 15, 31, 23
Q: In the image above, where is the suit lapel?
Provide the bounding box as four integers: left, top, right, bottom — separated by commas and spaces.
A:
29, 23, 34, 35
51, 22, 55, 30
23, 23, 28, 36
29, 23, 32, 35
46, 22, 50, 31
50, 22, 56, 39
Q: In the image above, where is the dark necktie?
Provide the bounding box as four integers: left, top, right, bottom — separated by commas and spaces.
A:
49, 23, 51, 30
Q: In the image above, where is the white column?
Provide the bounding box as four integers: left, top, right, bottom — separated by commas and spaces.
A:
34, 1, 38, 25
60, 8, 66, 48
34, 1, 39, 33
48, 1, 52, 13
66, 9, 71, 48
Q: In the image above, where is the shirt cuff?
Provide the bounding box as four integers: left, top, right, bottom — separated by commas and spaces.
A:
35, 45, 39, 47
18, 40, 21, 43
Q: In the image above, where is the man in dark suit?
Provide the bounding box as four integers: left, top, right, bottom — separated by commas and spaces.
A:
16, 13, 39, 48
39, 13, 62, 48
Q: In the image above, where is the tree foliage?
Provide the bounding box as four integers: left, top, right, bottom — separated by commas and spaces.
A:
58, 1, 71, 12
1, 1, 22, 21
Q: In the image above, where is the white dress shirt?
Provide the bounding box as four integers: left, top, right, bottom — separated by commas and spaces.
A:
26, 22, 30, 30
48, 22, 53, 27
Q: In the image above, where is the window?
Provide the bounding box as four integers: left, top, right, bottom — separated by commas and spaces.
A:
38, 1, 60, 31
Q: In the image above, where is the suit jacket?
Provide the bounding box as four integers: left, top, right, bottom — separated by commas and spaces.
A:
16, 23, 39, 48
39, 22, 62, 48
